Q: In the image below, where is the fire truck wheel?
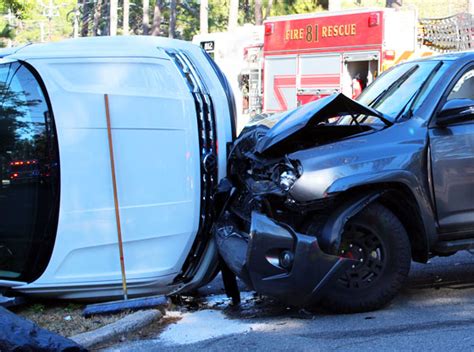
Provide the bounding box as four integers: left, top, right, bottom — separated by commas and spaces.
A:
319, 203, 411, 313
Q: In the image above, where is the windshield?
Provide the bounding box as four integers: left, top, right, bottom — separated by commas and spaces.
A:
357, 60, 446, 120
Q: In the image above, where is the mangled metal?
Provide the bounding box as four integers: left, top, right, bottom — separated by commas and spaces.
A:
214, 93, 392, 307
254, 93, 391, 155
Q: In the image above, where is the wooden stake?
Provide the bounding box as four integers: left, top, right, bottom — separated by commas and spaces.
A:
104, 94, 128, 300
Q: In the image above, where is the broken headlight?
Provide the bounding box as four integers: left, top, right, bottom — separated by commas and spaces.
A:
279, 170, 298, 191
276, 160, 302, 192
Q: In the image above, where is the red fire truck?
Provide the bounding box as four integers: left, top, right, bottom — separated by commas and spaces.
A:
262, 8, 419, 112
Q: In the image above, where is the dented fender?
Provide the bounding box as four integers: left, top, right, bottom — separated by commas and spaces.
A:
319, 192, 383, 255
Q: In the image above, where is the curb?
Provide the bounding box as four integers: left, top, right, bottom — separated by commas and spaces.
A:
71, 309, 162, 348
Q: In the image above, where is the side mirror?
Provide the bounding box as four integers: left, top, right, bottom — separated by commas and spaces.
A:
437, 99, 474, 126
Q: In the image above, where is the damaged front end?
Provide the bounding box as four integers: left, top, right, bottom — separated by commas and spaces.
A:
215, 211, 354, 306
214, 94, 388, 307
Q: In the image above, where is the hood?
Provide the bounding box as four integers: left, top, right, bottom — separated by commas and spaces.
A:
255, 93, 391, 155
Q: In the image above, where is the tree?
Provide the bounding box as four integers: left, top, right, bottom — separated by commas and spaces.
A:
80, 0, 89, 36
109, 0, 118, 35
92, 0, 102, 36
151, 0, 162, 36
200, 0, 208, 34
254, 0, 263, 25
169, 0, 177, 38
143, 0, 150, 35
123, 0, 130, 35
264, 0, 274, 20
228, 0, 238, 30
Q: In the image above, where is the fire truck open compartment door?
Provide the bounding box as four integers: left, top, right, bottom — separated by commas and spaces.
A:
297, 54, 341, 106
342, 52, 380, 97
263, 56, 297, 112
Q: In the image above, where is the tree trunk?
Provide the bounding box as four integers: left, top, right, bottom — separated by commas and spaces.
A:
200, 0, 208, 34
92, 0, 102, 36
80, 0, 89, 37
73, 7, 79, 38
228, 0, 238, 30
123, 0, 129, 35
151, 1, 162, 36
254, 0, 263, 25
109, 0, 118, 36
143, 0, 150, 35
264, 0, 273, 20
169, 0, 177, 38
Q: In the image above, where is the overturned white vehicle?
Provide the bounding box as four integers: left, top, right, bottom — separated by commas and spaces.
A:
0, 37, 235, 299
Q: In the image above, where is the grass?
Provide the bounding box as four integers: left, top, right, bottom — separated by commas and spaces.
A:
11, 300, 129, 337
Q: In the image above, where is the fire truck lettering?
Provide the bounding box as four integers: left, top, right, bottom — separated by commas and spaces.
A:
344, 25, 349, 35
306, 25, 312, 42
321, 24, 356, 38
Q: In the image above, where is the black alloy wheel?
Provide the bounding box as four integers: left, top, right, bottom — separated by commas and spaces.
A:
319, 203, 411, 313
337, 223, 386, 290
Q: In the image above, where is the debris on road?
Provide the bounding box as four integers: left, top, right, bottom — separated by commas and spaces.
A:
0, 294, 26, 308
72, 309, 163, 349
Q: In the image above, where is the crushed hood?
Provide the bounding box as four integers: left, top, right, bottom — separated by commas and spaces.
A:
255, 93, 390, 155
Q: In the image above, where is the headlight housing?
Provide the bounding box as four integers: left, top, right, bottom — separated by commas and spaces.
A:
276, 160, 302, 192
279, 170, 298, 191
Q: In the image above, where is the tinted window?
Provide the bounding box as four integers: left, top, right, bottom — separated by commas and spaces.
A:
447, 69, 474, 100
0, 62, 59, 282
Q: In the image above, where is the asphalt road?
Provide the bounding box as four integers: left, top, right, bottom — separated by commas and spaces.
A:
105, 252, 474, 352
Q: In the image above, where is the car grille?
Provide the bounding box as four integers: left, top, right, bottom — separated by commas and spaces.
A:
166, 49, 218, 281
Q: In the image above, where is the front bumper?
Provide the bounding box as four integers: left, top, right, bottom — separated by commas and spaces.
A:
214, 210, 355, 307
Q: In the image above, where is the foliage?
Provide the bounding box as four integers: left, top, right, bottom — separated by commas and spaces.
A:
0, 0, 36, 20
0, 0, 76, 44
0, 0, 470, 44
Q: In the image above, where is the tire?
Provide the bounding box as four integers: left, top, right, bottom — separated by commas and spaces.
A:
319, 202, 411, 313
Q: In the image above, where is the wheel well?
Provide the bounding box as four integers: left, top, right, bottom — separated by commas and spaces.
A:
339, 184, 429, 263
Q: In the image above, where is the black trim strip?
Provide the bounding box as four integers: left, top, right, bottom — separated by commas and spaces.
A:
165, 49, 218, 283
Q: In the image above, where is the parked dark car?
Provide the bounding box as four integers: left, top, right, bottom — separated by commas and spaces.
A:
215, 51, 474, 313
